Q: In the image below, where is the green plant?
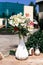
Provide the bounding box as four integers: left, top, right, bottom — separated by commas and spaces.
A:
9, 50, 16, 55
7, 26, 14, 33
26, 30, 43, 52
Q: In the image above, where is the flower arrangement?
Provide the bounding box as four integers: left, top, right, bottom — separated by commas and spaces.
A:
8, 13, 31, 59
8, 13, 29, 38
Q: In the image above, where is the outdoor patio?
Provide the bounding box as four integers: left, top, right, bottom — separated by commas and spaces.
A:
0, 0, 43, 65
0, 54, 43, 65
0, 29, 39, 55
0, 34, 19, 55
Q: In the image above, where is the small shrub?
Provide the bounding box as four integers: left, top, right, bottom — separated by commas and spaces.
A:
9, 50, 16, 55
26, 30, 43, 53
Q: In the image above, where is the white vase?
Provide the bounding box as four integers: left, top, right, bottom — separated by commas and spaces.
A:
35, 48, 40, 56
15, 35, 28, 60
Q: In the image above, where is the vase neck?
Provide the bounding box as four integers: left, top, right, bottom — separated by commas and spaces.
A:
19, 35, 25, 45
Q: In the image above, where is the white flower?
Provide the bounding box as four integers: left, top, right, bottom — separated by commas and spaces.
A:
8, 12, 30, 28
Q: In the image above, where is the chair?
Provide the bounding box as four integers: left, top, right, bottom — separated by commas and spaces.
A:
0, 18, 5, 29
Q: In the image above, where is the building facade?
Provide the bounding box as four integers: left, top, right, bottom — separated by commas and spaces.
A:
0, 2, 24, 17
36, 0, 43, 19
0, 2, 33, 27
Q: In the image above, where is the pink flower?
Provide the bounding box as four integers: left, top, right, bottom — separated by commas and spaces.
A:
29, 21, 34, 26
25, 13, 29, 17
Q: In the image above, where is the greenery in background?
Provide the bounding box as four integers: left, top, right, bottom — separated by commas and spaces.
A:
26, 30, 43, 53
9, 50, 16, 55
6, 27, 14, 34
0, 25, 14, 34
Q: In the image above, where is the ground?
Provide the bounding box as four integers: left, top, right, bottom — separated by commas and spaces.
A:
0, 29, 43, 65
0, 29, 39, 55
0, 54, 43, 65
0, 34, 19, 55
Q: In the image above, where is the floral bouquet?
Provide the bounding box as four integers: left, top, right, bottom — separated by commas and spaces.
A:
8, 13, 29, 38
8, 13, 30, 59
